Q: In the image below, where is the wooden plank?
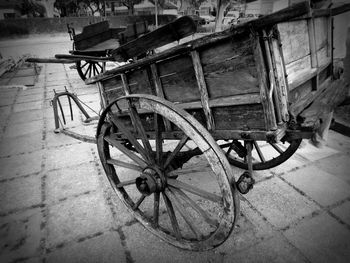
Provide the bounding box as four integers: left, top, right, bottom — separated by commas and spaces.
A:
288, 67, 317, 91
290, 76, 331, 115
212, 104, 266, 131
278, 20, 310, 65
25, 58, 75, 64
158, 54, 201, 103
150, 63, 172, 131
111, 16, 196, 61
314, 17, 328, 51
285, 55, 312, 86
74, 21, 110, 42
263, 29, 282, 125
271, 30, 290, 122
253, 34, 276, 130
299, 78, 349, 128
200, 34, 260, 98
191, 51, 214, 131
175, 93, 261, 109
307, 17, 318, 69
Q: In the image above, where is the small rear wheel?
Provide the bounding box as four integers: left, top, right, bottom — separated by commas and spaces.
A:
76, 60, 104, 80
97, 94, 239, 251
221, 139, 302, 170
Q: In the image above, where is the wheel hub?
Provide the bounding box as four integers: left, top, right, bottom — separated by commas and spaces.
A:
136, 167, 165, 195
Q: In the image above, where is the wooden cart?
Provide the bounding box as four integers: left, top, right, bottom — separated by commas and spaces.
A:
27, 17, 197, 81
65, 20, 148, 80
44, 2, 350, 251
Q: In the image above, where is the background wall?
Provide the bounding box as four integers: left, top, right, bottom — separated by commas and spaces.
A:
0, 15, 177, 38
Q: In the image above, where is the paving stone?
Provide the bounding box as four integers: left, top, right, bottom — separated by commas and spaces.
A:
217, 200, 275, 254
45, 130, 81, 148
284, 212, 350, 263
8, 109, 43, 125
46, 231, 125, 263
0, 174, 41, 214
46, 79, 69, 87
0, 105, 11, 126
3, 120, 43, 138
20, 87, 43, 96
223, 234, 308, 263
0, 208, 42, 262
244, 177, 319, 229
325, 130, 350, 154
282, 165, 350, 207
295, 142, 339, 162
46, 192, 113, 248
45, 143, 94, 171
0, 132, 42, 157
123, 223, 221, 263
13, 101, 43, 113
16, 93, 44, 104
46, 162, 100, 203
314, 154, 350, 184
268, 153, 309, 176
0, 150, 43, 180
331, 201, 350, 226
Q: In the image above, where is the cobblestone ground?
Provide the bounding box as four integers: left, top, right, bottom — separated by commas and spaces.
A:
0, 58, 350, 262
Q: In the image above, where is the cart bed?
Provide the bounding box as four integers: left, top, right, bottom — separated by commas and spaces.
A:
89, 2, 349, 142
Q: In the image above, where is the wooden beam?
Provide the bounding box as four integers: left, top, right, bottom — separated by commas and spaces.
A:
191, 51, 215, 131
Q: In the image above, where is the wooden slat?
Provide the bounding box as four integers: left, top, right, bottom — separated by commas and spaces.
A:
191, 50, 215, 131
175, 93, 261, 109
307, 17, 318, 69
263, 29, 282, 125
254, 32, 276, 130
150, 63, 172, 131
271, 31, 290, 122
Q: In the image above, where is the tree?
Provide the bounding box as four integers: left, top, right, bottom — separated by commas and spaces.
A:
115, 0, 142, 15
18, 0, 46, 17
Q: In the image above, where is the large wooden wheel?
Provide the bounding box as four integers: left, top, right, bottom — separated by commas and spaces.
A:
76, 60, 104, 80
97, 94, 239, 251
221, 139, 302, 170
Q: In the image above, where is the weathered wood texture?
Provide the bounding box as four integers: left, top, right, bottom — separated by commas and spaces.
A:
111, 16, 197, 61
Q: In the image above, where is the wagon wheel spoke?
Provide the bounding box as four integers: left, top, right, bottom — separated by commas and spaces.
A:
106, 158, 143, 172
164, 135, 189, 169
84, 63, 92, 79
104, 135, 147, 168
167, 179, 221, 203
127, 103, 154, 163
225, 138, 302, 170
133, 194, 146, 210
116, 179, 136, 188
88, 63, 93, 78
81, 61, 88, 69
162, 192, 181, 240
109, 115, 150, 163
155, 113, 163, 166
153, 191, 160, 227
96, 62, 103, 71
165, 188, 202, 240
170, 187, 218, 226
253, 141, 266, 163
93, 63, 98, 76
269, 142, 283, 154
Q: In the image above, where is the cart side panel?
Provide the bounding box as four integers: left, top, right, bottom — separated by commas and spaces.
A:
278, 20, 311, 82
200, 33, 260, 98
278, 15, 332, 116
157, 54, 201, 103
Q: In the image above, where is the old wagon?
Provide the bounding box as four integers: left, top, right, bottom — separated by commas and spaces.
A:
31, 1, 350, 251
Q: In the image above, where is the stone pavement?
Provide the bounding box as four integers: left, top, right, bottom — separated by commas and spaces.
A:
0, 62, 350, 263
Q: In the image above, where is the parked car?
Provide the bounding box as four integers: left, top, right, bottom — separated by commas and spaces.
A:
188, 15, 206, 26
200, 15, 216, 24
